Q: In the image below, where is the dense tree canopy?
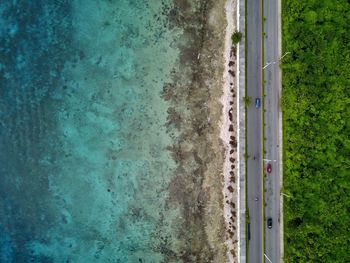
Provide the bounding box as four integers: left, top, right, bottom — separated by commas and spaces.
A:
282, 0, 350, 262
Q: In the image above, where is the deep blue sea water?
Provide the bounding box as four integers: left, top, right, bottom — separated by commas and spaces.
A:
0, 0, 228, 262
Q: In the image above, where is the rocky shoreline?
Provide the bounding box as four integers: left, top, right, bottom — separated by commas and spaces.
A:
161, 0, 239, 261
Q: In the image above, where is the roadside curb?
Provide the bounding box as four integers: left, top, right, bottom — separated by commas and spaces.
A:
277, 0, 284, 261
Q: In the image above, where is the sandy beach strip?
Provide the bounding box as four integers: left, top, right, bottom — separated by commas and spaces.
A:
220, 0, 239, 262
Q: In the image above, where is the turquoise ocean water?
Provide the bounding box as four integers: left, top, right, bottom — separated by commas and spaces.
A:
0, 0, 227, 262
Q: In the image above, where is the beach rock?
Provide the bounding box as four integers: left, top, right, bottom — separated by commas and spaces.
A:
227, 185, 234, 192
230, 140, 237, 147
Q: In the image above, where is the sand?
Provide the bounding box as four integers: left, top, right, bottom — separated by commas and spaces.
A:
219, 0, 239, 262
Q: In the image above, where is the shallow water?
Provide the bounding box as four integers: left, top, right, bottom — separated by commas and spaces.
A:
0, 0, 227, 262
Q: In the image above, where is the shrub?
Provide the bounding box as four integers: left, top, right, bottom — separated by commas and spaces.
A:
231, 31, 242, 44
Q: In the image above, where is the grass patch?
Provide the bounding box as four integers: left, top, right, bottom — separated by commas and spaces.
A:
243, 96, 252, 107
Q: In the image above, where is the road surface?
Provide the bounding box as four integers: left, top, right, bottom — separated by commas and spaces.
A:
246, 0, 263, 262
263, 0, 282, 262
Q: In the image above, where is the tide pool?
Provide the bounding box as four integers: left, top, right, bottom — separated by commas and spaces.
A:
0, 0, 228, 262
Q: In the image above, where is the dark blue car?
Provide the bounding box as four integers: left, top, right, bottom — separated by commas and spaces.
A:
267, 218, 273, 229
255, 98, 261, 108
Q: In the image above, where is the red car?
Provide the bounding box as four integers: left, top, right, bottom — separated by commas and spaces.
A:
267, 163, 272, 173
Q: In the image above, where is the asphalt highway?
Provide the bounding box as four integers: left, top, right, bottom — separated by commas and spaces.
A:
246, 0, 263, 262
263, 0, 282, 262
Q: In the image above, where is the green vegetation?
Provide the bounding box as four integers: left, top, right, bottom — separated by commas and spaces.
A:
243, 96, 252, 107
231, 31, 242, 44
244, 152, 250, 160
282, 1, 350, 262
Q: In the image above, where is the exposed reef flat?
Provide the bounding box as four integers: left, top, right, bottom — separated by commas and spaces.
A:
162, 0, 233, 261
